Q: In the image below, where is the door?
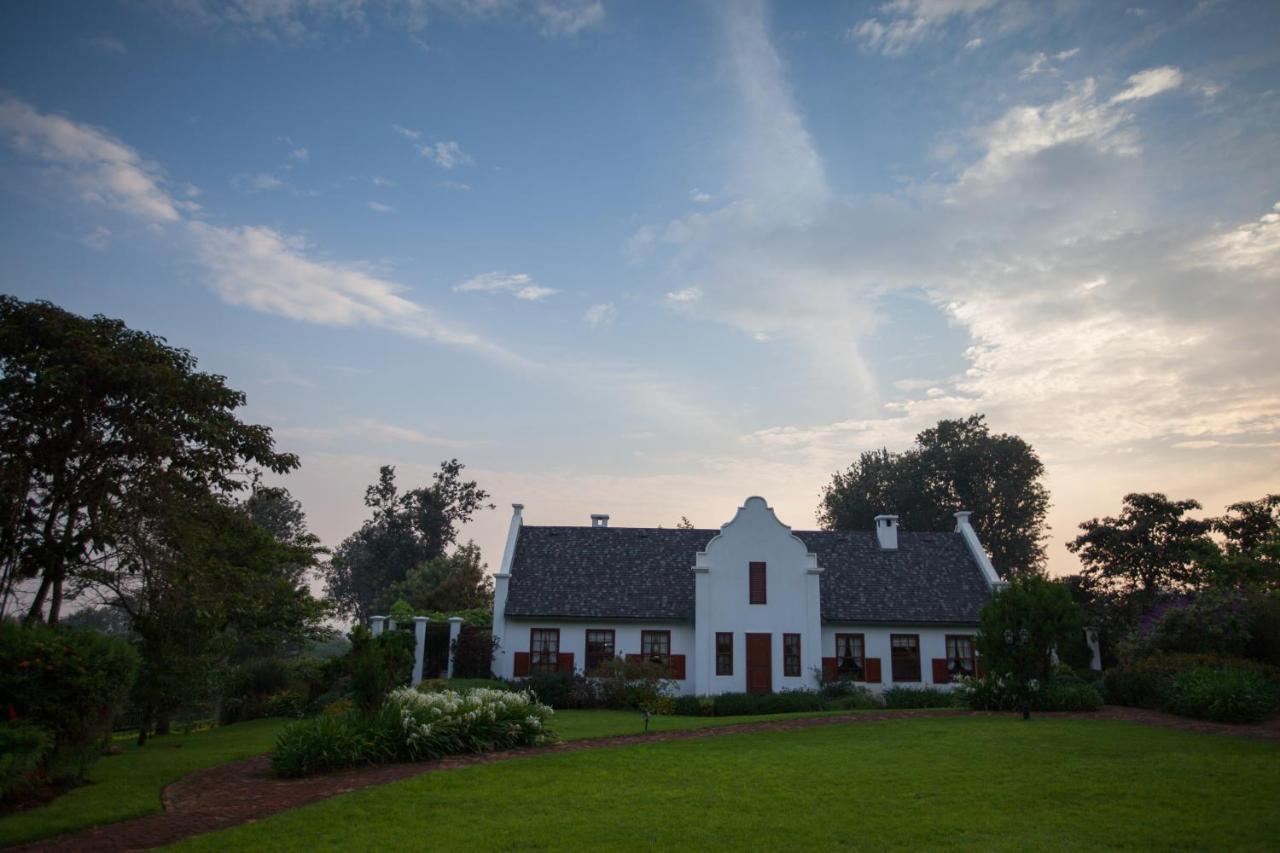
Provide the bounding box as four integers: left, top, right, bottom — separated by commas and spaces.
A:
745, 633, 772, 695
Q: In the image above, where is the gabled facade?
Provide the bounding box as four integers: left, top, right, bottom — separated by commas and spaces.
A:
492, 496, 1001, 695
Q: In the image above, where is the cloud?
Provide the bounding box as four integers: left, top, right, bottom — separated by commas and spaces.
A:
366, 200, 393, 213
392, 123, 423, 140
439, 180, 472, 191
583, 302, 617, 326
535, 0, 604, 37
1111, 66, 1183, 103
81, 226, 112, 250
235, 171, 285, 192
454, 271, 559, 301
1192, 202, 1280, 271
276, 419, 484, 449
1019, 52, 1048, 79
850, 0, 1001, 56
1055, 47, 1080, 61
666, 287, 702, 304
418, 140, 471, 169
0, 97, 186, 223
290, 146, 309, 162
85, 34, 127, 54
372, 175, 394, 186
690, 189, 713, 204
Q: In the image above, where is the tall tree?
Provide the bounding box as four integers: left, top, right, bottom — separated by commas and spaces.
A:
1207, 494, 1280, 589
322, 462, 493, 620
1066, 493, 1217, 604
818, 415, 1050, 576
377, 540, 494, 614
0, 296, 297, 623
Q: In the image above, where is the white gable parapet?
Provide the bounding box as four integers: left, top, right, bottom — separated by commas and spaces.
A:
954, 510, 1002, 588
490, 502, 524, 678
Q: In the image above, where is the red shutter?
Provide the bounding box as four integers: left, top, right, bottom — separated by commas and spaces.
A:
864, 657, 882, 683
932, 658, 951, 684
749, 562, 767, 604
975, 658, 986, 678
822, 657, 837, 682
557, 652, 575, 673
513, 652, 530, 677
668, 654, 686, 680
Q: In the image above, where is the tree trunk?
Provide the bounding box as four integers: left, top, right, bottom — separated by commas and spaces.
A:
24, 574, 52, 625
137, 708, 151, 747
155, 713, 171, 736
48, 576, 64, 625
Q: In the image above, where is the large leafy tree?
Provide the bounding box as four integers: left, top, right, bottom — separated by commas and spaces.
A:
1066, 493, 1217, 604
376, 541, 494, 614
976, 574, 1083, 681
0, 296, 297, 623
1206, 494, 1280, 589
818, 414, 1050, 576
322, 462, 493, 621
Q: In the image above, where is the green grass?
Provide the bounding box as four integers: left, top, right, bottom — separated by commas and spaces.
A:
170, 718, 1280, 851
551, 707, 858, 740
0, 718, 290, 847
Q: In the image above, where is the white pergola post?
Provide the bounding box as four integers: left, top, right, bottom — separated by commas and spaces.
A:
412, 616, 429, 685
370, 615, 386, 637
1085, 627, 1102, 671
446, 616, 464, 679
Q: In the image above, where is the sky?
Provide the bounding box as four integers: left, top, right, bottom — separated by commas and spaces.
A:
1, 0, 1277, 580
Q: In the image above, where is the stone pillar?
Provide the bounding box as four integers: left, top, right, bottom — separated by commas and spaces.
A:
412, 616, 429, 686
447, 616, 464, 679
692, 563, 711, 695
804, 563, 824, 690
1085, 626, 1102, 671
386, 617, 397, 632
370, 615, 386, 637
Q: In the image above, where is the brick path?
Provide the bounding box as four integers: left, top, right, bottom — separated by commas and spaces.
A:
14, 706, 1279, 852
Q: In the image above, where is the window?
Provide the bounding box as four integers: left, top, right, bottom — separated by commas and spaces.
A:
716, 632, 733, 676
585, 629, 615, 675
749, 562, 767, 604
530, 628, 560, 675
835, 633, 865, 680
783, 633, 801, 677
946, 635, 977, 678
641, 630, 671, 666
891, 634, 921, 682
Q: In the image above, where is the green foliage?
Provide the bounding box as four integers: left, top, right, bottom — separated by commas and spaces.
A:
1121, 588, 1258, 660
710, 691, 828, 716
1067, 493, 1217, 602
0, 296, 299, 625
1102, 653, 1280, 713
882, 687, 954, 708
376, 541, 494, 616
0, 722, 52, 800
321, 463, 493, 621
1162, 668, 1280, 724
955, 672, 1103, 712
671, 695, 714, 716
819, 414, 1050, 576
347, 625, 416, 712
977, 574, 1083, 682
451, 628, 497, 678
591, 657, 677, 711
0, 620, 138, 785
271, 687, 553, 777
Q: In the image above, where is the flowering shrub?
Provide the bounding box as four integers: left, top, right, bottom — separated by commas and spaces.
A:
954, 670, 1102, 712
271, 687, 553, 777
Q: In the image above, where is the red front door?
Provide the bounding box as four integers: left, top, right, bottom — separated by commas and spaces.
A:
746, 633, 772, 695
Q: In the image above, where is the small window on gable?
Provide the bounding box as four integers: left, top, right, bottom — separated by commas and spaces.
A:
749, 562, 767, 605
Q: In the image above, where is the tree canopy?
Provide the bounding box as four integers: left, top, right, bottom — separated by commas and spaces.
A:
322, 462, 493, 620
0, 296, 298, 624
818, 414, 1050, 576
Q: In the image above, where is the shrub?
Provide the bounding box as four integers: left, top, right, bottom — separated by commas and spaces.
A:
0, 722, 53, 800
882, 687, 954, 709
348, 625, 415, 712
0, 620, 138, 786
955, 672, 1102, 712
710, 690, 827, 717
1162, 667, 1280, 724
592, 658, 676, 711
1102, 653, 1280, 710
1121, 591, 1257, 660
452, 628, 498, 679
524, 671, 595, 709
271, 687, 553, 777
672, 695, 715, 716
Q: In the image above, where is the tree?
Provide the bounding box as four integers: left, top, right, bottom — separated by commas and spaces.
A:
1066, 493, 1217, 605
819, 414, 1050, 576
1207, 494, 1280, 589
675, 516, 696, 530
322, 462, 493, 620
976, 574, 1082, 682
90, 483, 328, 743
377, 541, 493, 614
0, 297, 297, 624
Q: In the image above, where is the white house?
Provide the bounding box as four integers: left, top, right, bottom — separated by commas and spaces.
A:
491, 496, 1003, 695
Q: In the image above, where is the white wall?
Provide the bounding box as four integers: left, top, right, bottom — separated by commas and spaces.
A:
501, 618, 698, 695
819, 624, 980, 692
696, 497, 822, 695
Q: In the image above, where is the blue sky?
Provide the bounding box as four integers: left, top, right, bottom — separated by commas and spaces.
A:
2, 0, 1278, 577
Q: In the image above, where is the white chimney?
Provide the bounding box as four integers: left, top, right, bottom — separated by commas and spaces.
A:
874, 514, 899, 550
954, 510, 1002, 587
591, 513, 610, 528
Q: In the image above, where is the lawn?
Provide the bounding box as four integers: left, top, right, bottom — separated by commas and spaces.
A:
551, 707, 860, 740
170, 717, 1280, 851
0, 718, 290, 847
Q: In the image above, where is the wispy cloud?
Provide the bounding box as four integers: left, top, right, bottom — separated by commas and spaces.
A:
1111, 66, 1183, 102
455, 271, 558, 301
234, 171, 285, 192
850, 0, 1001, 56
535, 0, 604, 36
366, 200, 393, 213
84, 34, 127, 54
276, 419, 486, 449
81, 225, 112, 250
583, 302, 617, 326
419, 140, 471, 169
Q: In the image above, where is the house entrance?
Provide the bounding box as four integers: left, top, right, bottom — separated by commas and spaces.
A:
746, 632, 772, 694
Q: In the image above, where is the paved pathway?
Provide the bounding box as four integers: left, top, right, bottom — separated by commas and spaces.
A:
14, 706, 1279, 852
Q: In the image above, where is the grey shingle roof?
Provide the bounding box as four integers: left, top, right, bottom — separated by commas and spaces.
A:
503, 526, 990, 624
